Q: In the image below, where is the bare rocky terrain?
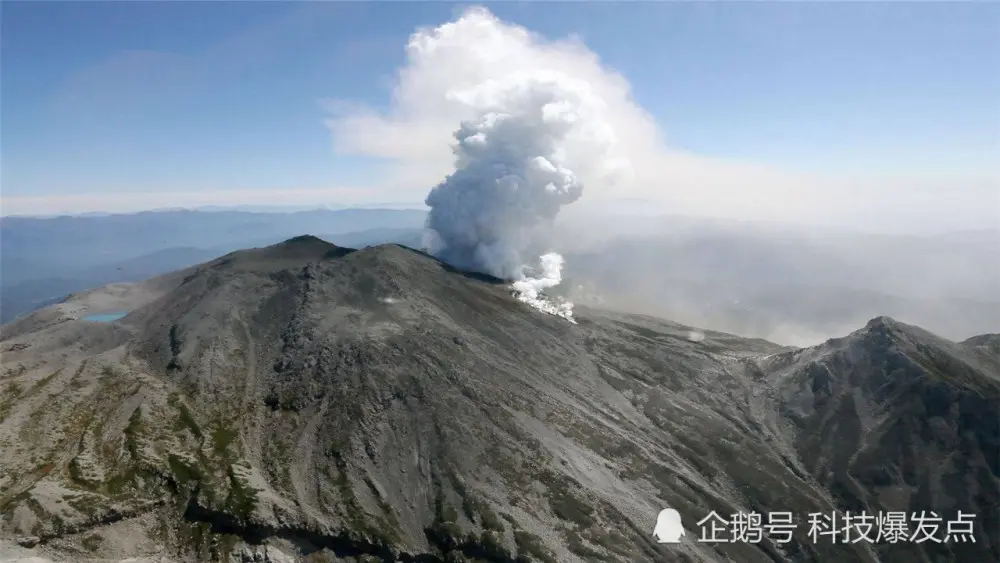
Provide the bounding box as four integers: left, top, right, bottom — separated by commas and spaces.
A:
1, 236, 997, 562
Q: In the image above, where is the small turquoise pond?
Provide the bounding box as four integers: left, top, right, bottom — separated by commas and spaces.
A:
82, 311, 127, 322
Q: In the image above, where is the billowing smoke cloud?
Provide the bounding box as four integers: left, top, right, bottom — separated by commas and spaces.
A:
511, 253, 575, 320
416, 10, 628, 319
424, 72, 618, 277
323, 6, 998, 240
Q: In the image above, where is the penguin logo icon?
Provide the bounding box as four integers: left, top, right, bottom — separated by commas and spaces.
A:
653, 508, 686, 543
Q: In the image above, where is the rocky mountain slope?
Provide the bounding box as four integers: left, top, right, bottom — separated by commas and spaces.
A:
1, 236, 997, 562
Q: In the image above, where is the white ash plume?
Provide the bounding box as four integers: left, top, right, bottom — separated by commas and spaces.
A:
418, 11, 627, 320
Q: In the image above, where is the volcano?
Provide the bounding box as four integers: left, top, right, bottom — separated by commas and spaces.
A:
0, 236, 997, 563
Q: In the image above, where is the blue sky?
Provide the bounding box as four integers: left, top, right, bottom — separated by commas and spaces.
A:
2, 1, 997, 225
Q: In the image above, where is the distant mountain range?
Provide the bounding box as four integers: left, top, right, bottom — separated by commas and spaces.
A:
0, 209, 427, 323
2, 209, 998, 345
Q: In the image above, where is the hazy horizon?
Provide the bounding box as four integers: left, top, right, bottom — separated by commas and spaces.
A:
3, 207, 998, 345
3, 2, 997, 233
3, 3, 997, 344
7, 204, 1000, 240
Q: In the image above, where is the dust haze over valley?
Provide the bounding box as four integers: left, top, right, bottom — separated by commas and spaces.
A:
2, 4, 999, 563
4, 210, 999, 345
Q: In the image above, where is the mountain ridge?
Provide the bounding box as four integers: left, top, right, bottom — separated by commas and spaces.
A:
1, 237, 997, 563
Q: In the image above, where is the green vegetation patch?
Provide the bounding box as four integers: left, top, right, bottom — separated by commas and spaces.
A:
27, 369, 63, 396
67, 360, 90, 390
81, 533, 103, 552
445, 470, 504, 532
65, 494, 103, 518
0, 381, 24, 423
583, 527, 633, 559
178, 521, 212, 561
478, 530, 512, 560
324, 449, 401, 546
167, 325, 183, 371
167, 396, 203, 442
0, 490, 33, 520
214, 534, 241, 561
566, 528, 611, 561
514, 530, 558, 563
544, 474, 595, 527
168, 454, 202, 486
212, 425, 238, 456
363, 476, 402, 536
224, 465, 258, 521
123, 407, 144, 460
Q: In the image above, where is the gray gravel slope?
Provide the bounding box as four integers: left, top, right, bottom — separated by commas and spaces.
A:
1, 236, 996, 563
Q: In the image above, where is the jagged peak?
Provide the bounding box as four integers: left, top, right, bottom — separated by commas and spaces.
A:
864, 315, 897, 330
962, 333, 1000, 348
857, 315, 933, 341
836, 316, 904, 345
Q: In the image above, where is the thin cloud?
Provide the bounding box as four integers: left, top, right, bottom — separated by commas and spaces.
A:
7, 5, 995, 228
324, 6, 998, 233
0, 187, 414, 217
